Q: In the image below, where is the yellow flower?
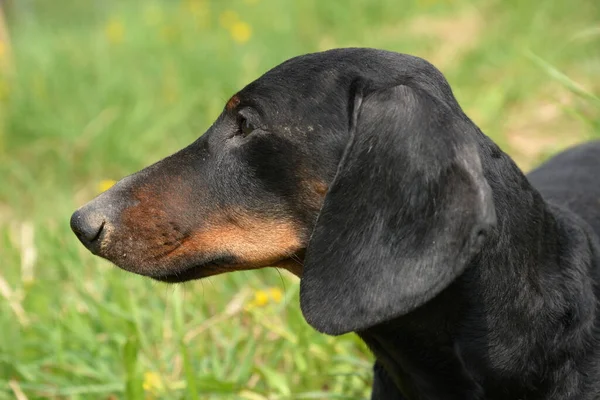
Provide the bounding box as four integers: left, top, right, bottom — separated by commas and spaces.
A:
98, 179, 116, 193
246, 288, 283, 309
268, 287, 283, 303
105, 18, 125, 45
219, 10, 252, 43
230, 21, 252, 44
219, 10, 239, 29
253, 290, 270, 307
143, 371, 164, 393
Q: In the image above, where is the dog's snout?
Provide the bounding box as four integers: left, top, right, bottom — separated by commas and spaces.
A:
70, 209, 107, 253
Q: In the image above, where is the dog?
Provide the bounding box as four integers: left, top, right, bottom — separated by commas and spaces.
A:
70, 48, 600, 399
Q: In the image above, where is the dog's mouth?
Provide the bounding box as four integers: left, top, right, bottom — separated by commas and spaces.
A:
149, 252, 304, 283
150, 256, 237, 283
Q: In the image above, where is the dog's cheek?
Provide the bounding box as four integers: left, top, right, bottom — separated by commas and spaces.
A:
165, 216, 305, 268
306, 179, 329, 209
286, 174, 329, 229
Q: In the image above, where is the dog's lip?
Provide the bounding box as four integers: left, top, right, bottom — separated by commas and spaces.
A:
150, 257, 236, 283
151, 264, 214, 282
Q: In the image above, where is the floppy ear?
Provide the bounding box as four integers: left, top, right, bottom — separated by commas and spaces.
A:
299, 84, 497, 335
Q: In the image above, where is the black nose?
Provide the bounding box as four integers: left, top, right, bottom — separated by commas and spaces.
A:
70, 209, 106, 253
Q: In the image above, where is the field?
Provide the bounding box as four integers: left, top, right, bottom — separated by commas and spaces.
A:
0, 0, 598, 398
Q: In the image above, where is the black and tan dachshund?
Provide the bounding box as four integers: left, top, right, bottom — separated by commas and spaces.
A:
70, 48, 600, 399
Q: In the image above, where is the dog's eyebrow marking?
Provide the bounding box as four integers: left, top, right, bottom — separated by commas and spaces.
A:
226, 95, 241, 111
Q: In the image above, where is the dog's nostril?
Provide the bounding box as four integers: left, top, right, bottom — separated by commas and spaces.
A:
90, 221, 105, 242
70, 210, 107, 248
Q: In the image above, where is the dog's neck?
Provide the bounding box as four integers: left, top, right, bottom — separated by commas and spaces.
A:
359, 140, 600, 399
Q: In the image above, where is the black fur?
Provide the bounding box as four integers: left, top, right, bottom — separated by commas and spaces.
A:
71, 48, 600, 399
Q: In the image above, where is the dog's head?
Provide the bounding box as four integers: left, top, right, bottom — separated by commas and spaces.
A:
71, 48, 496, 335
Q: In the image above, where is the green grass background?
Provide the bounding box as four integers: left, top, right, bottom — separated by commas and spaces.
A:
0, 0, 598, 398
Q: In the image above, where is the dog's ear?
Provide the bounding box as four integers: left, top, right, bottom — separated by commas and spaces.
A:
299, 83, 497, 335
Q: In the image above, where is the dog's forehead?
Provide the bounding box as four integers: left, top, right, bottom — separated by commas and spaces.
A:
236, 51, 365, 114
264, 48, 405, 77
249, 61, 349, 94
238, 49, 432, 103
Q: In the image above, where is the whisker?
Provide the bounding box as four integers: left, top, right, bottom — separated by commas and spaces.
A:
275, 267, 287, 293
290, 253, 304, 266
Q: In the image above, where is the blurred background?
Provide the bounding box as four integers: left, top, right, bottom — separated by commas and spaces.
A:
0, 0, 598, 398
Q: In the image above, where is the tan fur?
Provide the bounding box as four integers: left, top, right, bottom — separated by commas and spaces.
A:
226, 95, 241, 111
170, 216, 303, 272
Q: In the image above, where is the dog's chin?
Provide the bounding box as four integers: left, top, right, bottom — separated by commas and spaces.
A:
150, 262, 231, 283
109, 252, 304, 283
148, 256, 304, 283
103, 253, 240, 283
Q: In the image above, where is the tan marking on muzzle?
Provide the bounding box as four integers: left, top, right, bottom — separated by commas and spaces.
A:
116, 182, 191, 260
114, 183, 305, 276
169, 216, 303, 268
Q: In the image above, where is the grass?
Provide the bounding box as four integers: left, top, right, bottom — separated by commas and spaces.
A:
0, 0, 598, 398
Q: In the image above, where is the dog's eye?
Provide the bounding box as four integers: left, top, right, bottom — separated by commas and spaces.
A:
239, 116, 255, 137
